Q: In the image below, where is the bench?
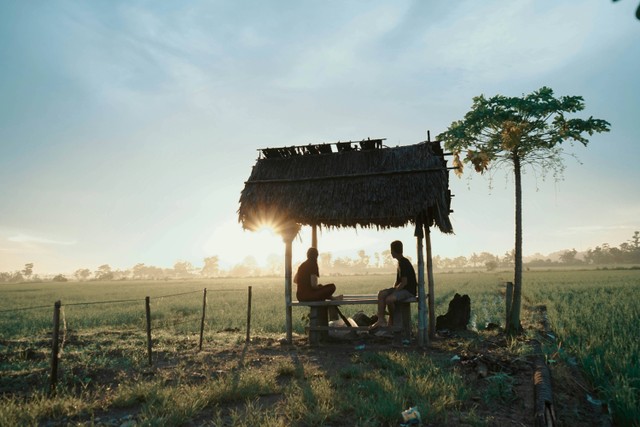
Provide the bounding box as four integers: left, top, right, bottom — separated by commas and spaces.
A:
289, 295, 417, 345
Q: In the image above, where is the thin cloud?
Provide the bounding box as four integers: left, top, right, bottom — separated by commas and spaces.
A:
8, 234, 77, 245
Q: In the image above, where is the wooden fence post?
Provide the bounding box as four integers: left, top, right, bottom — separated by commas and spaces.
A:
199, 288, 207, 351
246, 286, 253, 342
145, 296, 152, 366
49, 300, 61, 396
505, 282, 514, 331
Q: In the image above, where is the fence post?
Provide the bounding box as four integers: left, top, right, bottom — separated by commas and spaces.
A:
246, 286, 252, 343
199, 288, 207, 351
49, 300, 61, 396
145, 296, 152, 366
505, 282, 514, 331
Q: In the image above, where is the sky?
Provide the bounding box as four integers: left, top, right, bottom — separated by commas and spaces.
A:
1, 0, 639, 275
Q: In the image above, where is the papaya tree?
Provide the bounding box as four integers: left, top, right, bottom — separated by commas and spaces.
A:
438, 86, 610, 334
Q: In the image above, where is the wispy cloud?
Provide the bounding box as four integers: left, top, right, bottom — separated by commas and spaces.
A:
415, 1, 597, 83
8, 234, 77, 245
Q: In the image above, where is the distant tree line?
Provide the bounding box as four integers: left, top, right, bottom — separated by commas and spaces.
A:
1, 231, 638, 283
527, 231, 640, 267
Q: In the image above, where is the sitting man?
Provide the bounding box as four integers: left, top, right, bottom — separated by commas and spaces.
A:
294, 247, 341, 301
370, 240, 417, 329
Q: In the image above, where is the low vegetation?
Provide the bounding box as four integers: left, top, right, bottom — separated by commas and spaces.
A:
1, 270, 638, 425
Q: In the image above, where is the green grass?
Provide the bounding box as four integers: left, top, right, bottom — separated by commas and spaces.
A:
1, 270, 639, 425
523, 270, 640, 426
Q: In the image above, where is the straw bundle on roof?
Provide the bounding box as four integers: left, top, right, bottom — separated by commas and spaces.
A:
238, 140, 453, 233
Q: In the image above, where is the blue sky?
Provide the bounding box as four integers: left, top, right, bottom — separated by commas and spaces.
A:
1, 0, 639, 274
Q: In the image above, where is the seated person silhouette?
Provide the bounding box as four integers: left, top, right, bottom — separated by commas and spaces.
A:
294, 247, 342, 301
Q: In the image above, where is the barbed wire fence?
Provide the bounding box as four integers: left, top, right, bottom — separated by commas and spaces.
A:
0, 286, 254, 396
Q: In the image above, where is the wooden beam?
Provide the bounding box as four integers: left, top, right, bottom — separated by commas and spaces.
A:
244, 166, 458, 185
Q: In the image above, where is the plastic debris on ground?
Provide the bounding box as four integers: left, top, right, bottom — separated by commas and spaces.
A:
400, 406, 421, 426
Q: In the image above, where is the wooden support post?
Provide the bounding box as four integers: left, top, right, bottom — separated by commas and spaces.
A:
284, 239, 293, 343
199, 288, 207, 351
311, 224, 318, 250
145, 296, 152, 366
416, 229, 427, 347
282, 223, 298, 344
425, 225, 436, 340
49, 300, 61, 396
246, 286, 253, 342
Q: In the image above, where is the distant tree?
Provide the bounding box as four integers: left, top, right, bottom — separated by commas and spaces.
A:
439, 86, 610, 334
485, 260, 498, 271
229, 256, 258, 277
478, 252, 499, 266
432, 255, 442, 269
630, 231, 640, 250
173, 261, 194, 278
74, 268, 91, 281
52, 274, 68, 282
201, 256, 220, 277
22, 263, 34, 279
373, 252, 381, 268
319, 252, 333, 271
380, 250, 395, 268
469, 253, 480, 267
451, 256, 468, 269
355, 250, 370, 269
95, 264, 113, 281
132, 263, 147, 280
501, 250, 515, 268
265, 253, 282, 276
332, 256, 353, 271
585, 244, 611, 265
559, 249, 578, 264
112, 269, 130, 280
145, 265, 165, 280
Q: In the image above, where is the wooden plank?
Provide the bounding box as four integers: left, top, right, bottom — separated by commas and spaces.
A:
245, 167, 456, 185
308, 325, 403, 332
290, 296, 417, 307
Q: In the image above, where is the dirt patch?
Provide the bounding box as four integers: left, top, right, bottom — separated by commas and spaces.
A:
3, 326, 611, 426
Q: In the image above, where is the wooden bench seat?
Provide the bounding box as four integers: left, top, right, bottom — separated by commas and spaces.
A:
290, 295, 417, 345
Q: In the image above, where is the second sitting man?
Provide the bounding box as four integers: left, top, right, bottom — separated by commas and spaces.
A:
370, 240, 417, 329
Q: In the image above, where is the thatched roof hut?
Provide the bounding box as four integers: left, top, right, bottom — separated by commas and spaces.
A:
239, 139, 453, 233
238, 137, 454, 345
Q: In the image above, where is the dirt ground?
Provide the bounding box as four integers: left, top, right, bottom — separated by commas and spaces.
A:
7, 317, 612, 426
114, 327, 609, 426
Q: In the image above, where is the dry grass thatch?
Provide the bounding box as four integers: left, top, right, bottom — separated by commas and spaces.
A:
238, 141, 453, 234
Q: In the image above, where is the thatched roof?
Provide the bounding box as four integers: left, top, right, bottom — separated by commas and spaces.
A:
238, 139, 453, 233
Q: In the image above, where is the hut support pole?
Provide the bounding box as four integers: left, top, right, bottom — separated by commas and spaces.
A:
416, 229, 427, 347
425, 224, 436, 339
282, 223, 299, 344
284, 238, 293, 343
311, 224, 318, 249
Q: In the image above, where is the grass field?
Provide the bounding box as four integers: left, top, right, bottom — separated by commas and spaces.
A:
1, 269, 638, 425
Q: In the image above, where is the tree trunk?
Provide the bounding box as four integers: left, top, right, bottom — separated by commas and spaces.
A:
509, 152, 523, 335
